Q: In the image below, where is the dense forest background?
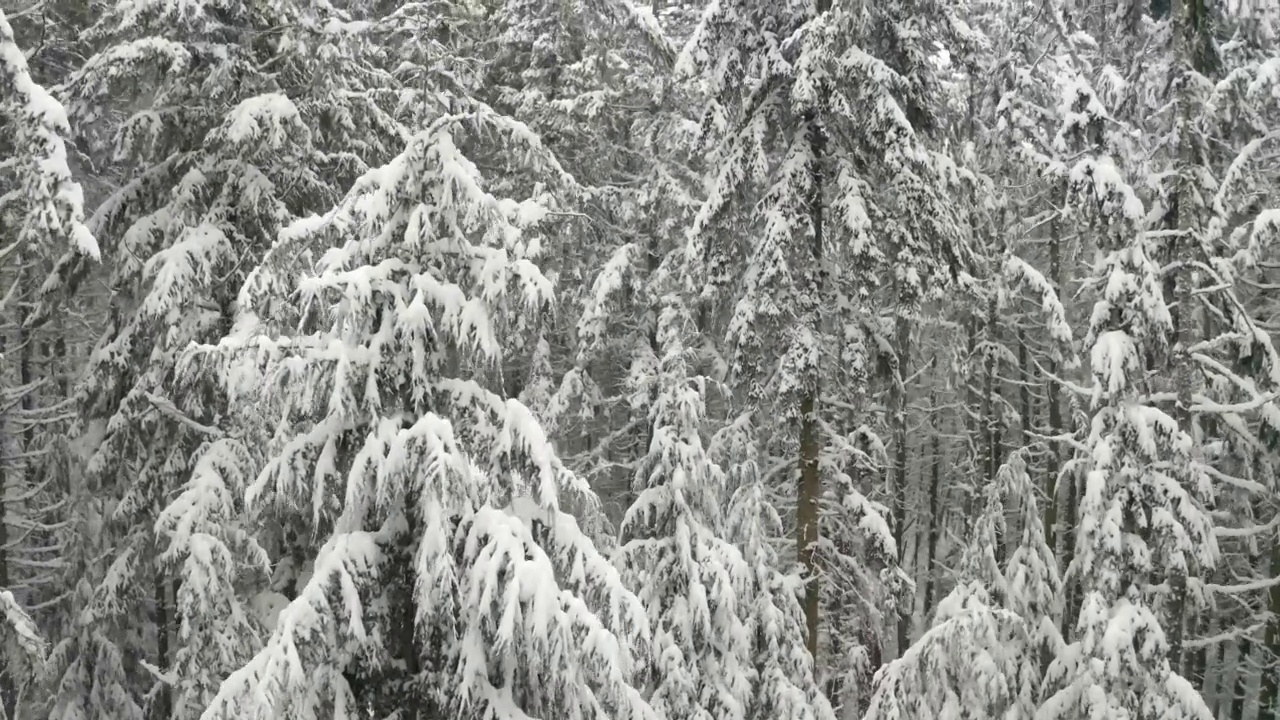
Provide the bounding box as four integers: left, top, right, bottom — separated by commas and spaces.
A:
2, 0, 1280, 719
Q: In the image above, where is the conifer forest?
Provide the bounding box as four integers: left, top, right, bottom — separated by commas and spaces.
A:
4, 0, 1280, 718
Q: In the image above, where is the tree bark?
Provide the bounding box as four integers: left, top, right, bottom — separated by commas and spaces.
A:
920, 380, 944, 622
797, 71, 828, 661
1259, 541, 1280, 720
1045, 212, 1063, 551
1229, 639, 1252, 720
892, 311, 911, 654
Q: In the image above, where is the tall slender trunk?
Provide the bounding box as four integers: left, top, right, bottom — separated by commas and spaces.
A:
961, 317, 980, 529
979, 297, 1005, 569
1229, 639, 1252, 720
984, 297, 1002, 483
797, 71, 828, 661
1, 266, 17, 720
0, 364, 11, 720
1045, 213, 1062, 551
1016, 331, 1032, 563
153, 573, 172, 720
1061, 466, 1081, 635
1202, 634, 1223, 717
920, 373, 943, 621
1260, 541, 1280, 720
1018, 331, 1031, 450
891, 311, 911, 654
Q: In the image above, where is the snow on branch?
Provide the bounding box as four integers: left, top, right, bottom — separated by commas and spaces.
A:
1, 588, 46, 676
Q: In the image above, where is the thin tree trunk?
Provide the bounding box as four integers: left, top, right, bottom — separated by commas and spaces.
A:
1229, 639, 1252, 720
985, 297, 1002, 483
1203, 635, 1223, 717
1, 277, 17, 720
1260, 541, 1280, 720
153, 572, 172, 720
892, 311, 911, 654
0, 339, 11, 720
797, 67, 829, 661
1018, 331, 1031, 449
920, 377, 943, 621
980, 297, 1005, 569
1045, 213, 1062, 551
1061, 465, 1080, 635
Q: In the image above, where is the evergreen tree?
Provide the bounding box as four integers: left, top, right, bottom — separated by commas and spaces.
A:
864, 452, 1061, 720
199, 107, 655, 720
1035, 51, 1217, 720
677, 0, 973, 684
0, 8, 98, 718
616, 295, 754, 720
711, 412, 835, 720
52, 1, 405, 716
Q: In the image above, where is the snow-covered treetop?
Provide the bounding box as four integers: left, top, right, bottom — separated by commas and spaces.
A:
196, 101, 656, 720
676, 0, 973, 404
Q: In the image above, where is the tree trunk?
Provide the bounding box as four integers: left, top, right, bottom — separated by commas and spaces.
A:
797, 75, 829, 661
892, 311, 911, 655
1045, 213, 1062, 551
920, 373, 944, 621
1, 300, 15, 720
1260, 541, 1280, 720
981, 297, 1005, 568
153, 572, 172, 720
1202, 634, 1223, 717
963, 317, 979, 520
1229, 638, 1252, 720
1061, 466, 1080, 635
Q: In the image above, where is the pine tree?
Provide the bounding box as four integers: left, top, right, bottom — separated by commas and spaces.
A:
711, 412, 835, 720
0, 8, 98, 718
615, 295, 754, 720
1034, 44, 1217, 719
198, 106, 656, 720
677, 0, 973, 681
0, 589, 45, 720
52, 2, 408, 717
864, 452, 1061, 720
486, 0, 703, 535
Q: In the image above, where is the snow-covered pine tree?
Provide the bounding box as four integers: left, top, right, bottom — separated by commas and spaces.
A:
1034, 32, 1218, 716
0, 9, 98, 718
676, 0, 974, 691
863, 451, 1062, 720
1209, 36, 1280, 719
709, 411, 836, 720
1134, 0, 1280, 706
1038, 210, 1217, 720
485, 0, 707, 534
197, 105, 655, 720
615, 295, 756, 720
51, 2, 408, 718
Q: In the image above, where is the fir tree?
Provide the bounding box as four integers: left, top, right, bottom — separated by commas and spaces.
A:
0, 9, 98, 718
864, 452, 1061, 720
616, 295, 755, 720
52, 2, 405, 717
677, 0, 973, 686
199, 106, 656, 720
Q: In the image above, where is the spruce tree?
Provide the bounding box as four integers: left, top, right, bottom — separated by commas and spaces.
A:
677, 0, 973, 683
199, 107, 656, 720
0, 8, 97, 718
